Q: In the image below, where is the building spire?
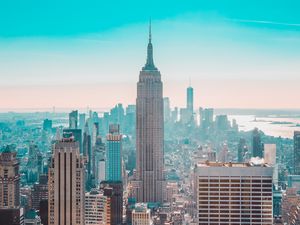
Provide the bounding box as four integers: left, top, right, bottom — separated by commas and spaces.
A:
143, 19, 157, 71
149, 18, 152, 43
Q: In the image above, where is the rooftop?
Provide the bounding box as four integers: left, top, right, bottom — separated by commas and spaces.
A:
196, 161, 271, 168
134, 203, 150, 213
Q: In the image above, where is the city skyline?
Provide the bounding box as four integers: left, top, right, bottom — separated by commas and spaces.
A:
1, 1, 300, 109
1, 2, 300, 224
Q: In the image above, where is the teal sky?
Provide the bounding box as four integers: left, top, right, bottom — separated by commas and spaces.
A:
0, 0, 300, 109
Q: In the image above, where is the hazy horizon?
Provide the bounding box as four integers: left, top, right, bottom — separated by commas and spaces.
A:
1, 0, 300, 109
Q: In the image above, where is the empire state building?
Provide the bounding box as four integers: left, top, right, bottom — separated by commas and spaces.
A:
135, 22, 165, 203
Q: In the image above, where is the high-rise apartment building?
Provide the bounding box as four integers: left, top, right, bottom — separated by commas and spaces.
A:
101, 181, 123, 225
110, 104, 125, 129
294, 131, 300, 175
48, 137, 85, 225
79, 113, 86, 131
215, 115, 230, 131
200, 108, 214, 130
93, 136, 106, 186
0, 146, 20, 209
252, 128, 263, 158
163, 97, 171, 123
0, 146, 22, 225
83, 123, 92, 187
43, 119, 53, 131
31, 174, 48, 210
132, 203, 152, 225
194, 161, 273, 225
27, 143, 42, 184
264, 144, 276, 165
106, 124, 122, 182
124, 105, 136, 135
85, 189, 108, 225
237, 138, 247, 163
135, 21, 165, 203
264, 143, 279, 188
69, 110, 78, 129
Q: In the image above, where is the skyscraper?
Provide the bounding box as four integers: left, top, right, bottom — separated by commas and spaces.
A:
101, 181, 123, 225
132, 203, 152, 225
135, 22, 165, 203
93, 136, 106, 186
43, 119, 53, 131
85, 189, 108, 225
200, 108, 214, 130
27, 143, 42, 184
252, 128, 263, 158
106, 124, 122, 182
0, 146, 23, 225
69, 110, 78, 129
0, 146, 20, 209
237, 138, 247, 163
83, 123, 92, 188
63, 128, 82, 153
163, 97, 171, 122
194, 161, 273, 224
294, 131, 300, 175
31, 174, 48, 211
79, 113, 86, 131
264, 144, 278, 187
48, 136, 85, 225
187, 86, 193, 113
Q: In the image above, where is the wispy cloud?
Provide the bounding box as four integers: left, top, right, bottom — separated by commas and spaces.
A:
227, 18, 300, 28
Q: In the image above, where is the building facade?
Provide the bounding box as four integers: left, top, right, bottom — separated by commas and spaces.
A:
31, 174, 48, 211
294, 131, 300, 175
85, 190, 108, 225
48, 137, 85, 225
69, 110, 78, 129
187, 86, 194, 113
237, 138, 247, 163
252, 128, 263, 158
135, 22, 165, 203
0, 146, 20, 209
106, 124, 122, 182
101, 181, 123, 225
132, 203, 152, 225
194, 161, 273, 225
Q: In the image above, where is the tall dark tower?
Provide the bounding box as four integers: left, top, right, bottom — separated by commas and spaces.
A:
294, 131, 300, 174
135, 21, 165, 203
187, 86, 193, 113
252, 128, 263, 158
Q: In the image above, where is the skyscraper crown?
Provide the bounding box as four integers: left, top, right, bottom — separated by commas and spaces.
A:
142, 20, 157, 71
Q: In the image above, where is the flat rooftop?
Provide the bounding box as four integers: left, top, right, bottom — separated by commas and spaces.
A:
196, 161, 271, 168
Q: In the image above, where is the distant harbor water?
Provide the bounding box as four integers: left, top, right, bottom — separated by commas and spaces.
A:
228, 115, 300, 139
1, 108, 300, 139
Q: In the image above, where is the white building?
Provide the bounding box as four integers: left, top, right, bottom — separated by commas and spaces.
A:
264, 144, 276, 165
132, 203, 152, 225
264, 144, 278, 187
85, 190, 108, 225
194, 161, 273, 225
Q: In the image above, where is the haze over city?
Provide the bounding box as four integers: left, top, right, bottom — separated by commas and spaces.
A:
1, 0, 300, 109
1, 1, 300, 225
